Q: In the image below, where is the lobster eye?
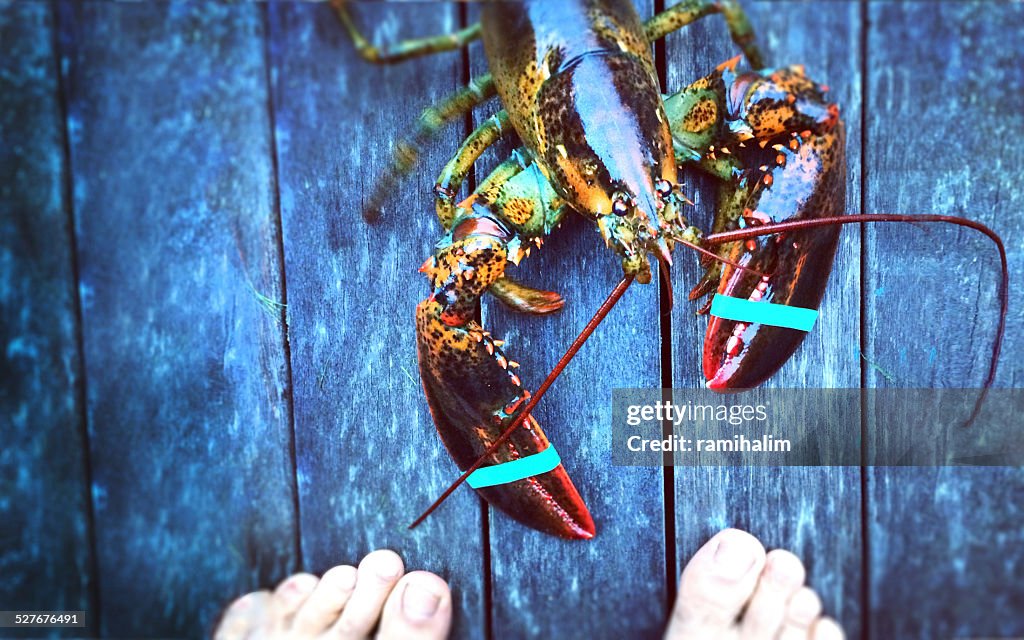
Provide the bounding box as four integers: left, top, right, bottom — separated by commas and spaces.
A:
655, 179, 673, 198
612, 194, 630, 216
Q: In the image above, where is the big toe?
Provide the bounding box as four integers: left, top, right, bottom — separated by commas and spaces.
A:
665, 528, 767, 639
376, 571, 453, 640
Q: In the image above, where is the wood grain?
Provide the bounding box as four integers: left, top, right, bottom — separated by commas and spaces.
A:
57, 3, 297, 635
266, 4, 485, 638
865, 3, 1024, 637
0, 4, 95, 636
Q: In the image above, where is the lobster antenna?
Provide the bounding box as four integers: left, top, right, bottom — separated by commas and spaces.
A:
409, 274, 636, 530
658, 256, 674, 313
674, 236, 769, 278
704, 213, 1008, 427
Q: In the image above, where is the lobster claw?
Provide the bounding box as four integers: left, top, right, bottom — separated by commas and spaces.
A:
416, 299, 595, 539
704, 122, 846, 390
415, 207, 595, 539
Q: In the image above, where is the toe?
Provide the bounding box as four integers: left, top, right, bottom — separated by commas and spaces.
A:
293, 565, 358, 634
777, 587, 823, 640
376, 571, 453, 640
811, 617, 845, 640
272, 573, 319, 622
664, 528, 767, 639
332, 549, 406, 639
214, 590, 272, 640
739, 549, 807, 639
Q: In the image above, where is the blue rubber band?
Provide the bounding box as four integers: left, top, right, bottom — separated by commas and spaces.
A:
710, 294, 818, 332
466, 444, 561, 489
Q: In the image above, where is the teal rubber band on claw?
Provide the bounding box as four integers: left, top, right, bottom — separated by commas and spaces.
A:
466, 444, 561, 489
711, 294, 818, 332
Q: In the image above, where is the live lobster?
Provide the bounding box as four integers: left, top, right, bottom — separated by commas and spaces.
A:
337, 0, 1007, 539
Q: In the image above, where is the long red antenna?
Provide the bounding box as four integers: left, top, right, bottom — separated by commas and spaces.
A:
409, 274, 635, 529
675, 237, 768, 277
658, 256, 674, 312
704, 213, 1008, 425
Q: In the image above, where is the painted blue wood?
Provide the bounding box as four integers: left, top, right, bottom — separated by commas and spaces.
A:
266, 4, 485, 638
0, 4, 95, 636
865, 2, 1024, 638
57, 3, 298, 635
667, 1, 864, 635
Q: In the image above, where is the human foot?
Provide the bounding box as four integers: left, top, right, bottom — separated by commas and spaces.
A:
214, 549, 452, 639
664, 528, 844, 640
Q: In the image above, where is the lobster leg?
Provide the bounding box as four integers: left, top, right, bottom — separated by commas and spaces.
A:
434, 111, 512, 228
454, 151, 571, 316
644, 0, 764, 69
332, 0, 481, 64
488, 277, 566, 316
356, 73, 497, 220
417, 203, 594, 539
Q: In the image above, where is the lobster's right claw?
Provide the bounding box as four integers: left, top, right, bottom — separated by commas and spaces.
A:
416, 298, 595, 539
704, 122, 846, 390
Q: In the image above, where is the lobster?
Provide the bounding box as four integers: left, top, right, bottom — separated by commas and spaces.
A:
338, 0, 1007, 539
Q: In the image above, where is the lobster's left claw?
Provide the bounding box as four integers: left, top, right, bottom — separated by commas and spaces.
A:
704, 123, 846, 390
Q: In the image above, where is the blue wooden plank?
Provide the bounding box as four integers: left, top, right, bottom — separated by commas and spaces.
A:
57, 3, 298, 635
0, 3, 95, 636
865, 2, 1024, 637
266, 4, 485, 638
666, 1, 863, 635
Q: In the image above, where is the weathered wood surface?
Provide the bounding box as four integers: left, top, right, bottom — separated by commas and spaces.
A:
864, 3, 1024, 638
56, 3, 298, 636
0, 1, 1021, 638
0, 4, 95, 637
266, 4, 485, 638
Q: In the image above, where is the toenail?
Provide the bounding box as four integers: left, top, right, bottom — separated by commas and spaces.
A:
282, 578, 313, 601
333, 566, 358, 590
713, 537, 756, 580
794, 599, 816, 619
790, 589, 821, 621
769, 557, 803, 587
375, 557, 403, 580
402, 583, 441, 621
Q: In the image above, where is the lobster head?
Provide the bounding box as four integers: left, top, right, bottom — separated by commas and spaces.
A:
534, 51, 693, 285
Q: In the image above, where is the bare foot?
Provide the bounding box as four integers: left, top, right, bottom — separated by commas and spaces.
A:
214, 549, 452, 639
664, 528, 844, 640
